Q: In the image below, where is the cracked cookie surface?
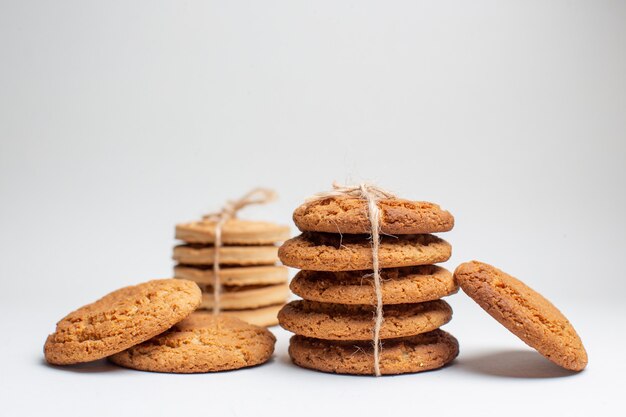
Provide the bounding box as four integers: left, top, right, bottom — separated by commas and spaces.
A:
293, 196, 454, 234
454, 261, 587, 371
109, 313, 276, 373
290, 266, 457, 305
289, 329, 458, 375
278, 299, 452, 340
279, 232, 451, 271
44, 279, 202, 365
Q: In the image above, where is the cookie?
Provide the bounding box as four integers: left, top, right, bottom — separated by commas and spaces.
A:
44, 279, 202, 365
290, 265, 457, 305
176, 219, 290, 245
289, 329, 458, 375
109, 314, 275, 373
293, 196, 454, 234
221, 304, 283, 327
454, 261, 587, 371
278, 300, 452, 340
173, 244, 279, 266
279, 232, 451, 271
199, 283, 290, 310
174, 265, 288, 287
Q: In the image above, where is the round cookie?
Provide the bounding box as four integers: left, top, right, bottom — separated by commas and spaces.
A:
278, 232, 451, 271
44, 279, 202, 365
289, 330, 459, 375
290, 266, 457, 305
199, 283, 290, 310
278, 300, 452, 340
175, 265, 288, 287
221, 304, 283, 327
176, 219, 290, 245
454, 261, 588, 371
293, 196, 454, 234
173, 244, 279, 266
109, 314, 276, 373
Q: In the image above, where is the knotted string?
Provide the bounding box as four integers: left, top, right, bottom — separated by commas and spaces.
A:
307, 182, 396, 377
202, 188, 277, 315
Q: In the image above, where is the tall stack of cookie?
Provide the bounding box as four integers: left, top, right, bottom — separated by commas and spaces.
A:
173, 190, 291, 327
278, 184, 459, 375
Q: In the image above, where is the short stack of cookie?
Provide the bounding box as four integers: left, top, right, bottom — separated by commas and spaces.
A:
278, 193, 460, 375
174, 218, 291, 326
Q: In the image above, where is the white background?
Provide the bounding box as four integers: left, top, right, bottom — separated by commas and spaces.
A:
1, 1, 625, 416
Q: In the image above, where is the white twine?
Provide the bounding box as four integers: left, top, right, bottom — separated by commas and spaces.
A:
202, 188, 277, 315
307, 182, 396, 377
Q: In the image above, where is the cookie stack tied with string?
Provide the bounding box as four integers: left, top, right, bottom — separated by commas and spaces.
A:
278, 183, 459, 376
173, 189, 291, 327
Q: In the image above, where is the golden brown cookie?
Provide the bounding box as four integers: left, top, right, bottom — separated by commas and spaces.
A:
44, 279, 202, 365
174, 265, 288, 287
220, 304, 283, 327
278, 300, 452, 340
290, 266, 457, 305
176, 219, 290, 245
293, 196, 454, 234
199, 283, 290, 310
173, 244, 279, 266
279, 232, 451, 271
454, 261, 588, 371
289, 330, 459, 375
109, 314, 276, 373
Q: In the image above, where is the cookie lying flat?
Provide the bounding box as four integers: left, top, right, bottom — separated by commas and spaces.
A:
289, 330, 459, 375
110, 314, 276, 373
199, 283, 289, 310
290, 266, 457, 305
221, 304, 283, 327
454, 261, 588, 371
44, 279, 202, 365
175, 265, 288, 287
293, 196, 454, 234
173, 244, 279, 266
176, 219, 290, 245
278, 300, 452, 340
279, 232, 451, 271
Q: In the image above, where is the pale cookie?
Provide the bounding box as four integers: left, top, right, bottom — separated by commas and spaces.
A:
454, 261, 588, 371
293, 196, 454, 234
278, 300, 452, 340
199, 283, 290, 310
289, 329, 459, 375
221, 304, 283, 327
173, 244, 279, 266
109, 314, 275, 373
290, 266, 457, 305
176, 218, 290, 245
44, 279, 201, 365
279, 232, 451, 271
175, 265, 288, 287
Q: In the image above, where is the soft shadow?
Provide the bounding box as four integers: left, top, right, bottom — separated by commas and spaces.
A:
456, 349, 580, 379
40, 357, 123, 373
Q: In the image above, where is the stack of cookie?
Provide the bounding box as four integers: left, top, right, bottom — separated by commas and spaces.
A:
173, 218, 291, 326
278, 192, 460, 375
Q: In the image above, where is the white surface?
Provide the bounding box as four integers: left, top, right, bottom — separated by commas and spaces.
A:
1, 0, 625, 416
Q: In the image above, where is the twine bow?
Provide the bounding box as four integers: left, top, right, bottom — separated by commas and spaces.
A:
202, 188, 277, 315
308, 182, 396, 377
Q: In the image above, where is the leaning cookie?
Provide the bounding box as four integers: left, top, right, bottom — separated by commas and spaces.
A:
289, 330, 459, 375
109, 313, 276, 373
44, 279, 202, 365
279, 232, 451, 271
293, 196, 454, 234
454, 261, 588, 371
